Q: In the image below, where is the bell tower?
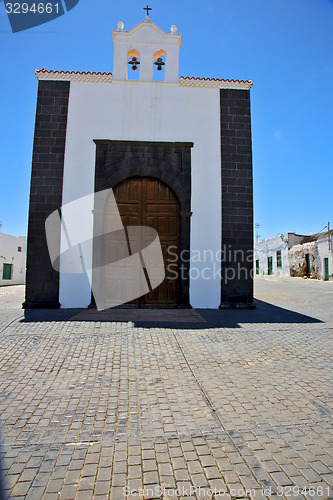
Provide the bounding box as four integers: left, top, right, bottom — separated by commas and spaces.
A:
112, 9, 182, 83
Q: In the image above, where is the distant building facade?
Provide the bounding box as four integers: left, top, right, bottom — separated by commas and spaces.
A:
255, 231, 332, 281
0, 233, 27, 286
317, 231, 333, 281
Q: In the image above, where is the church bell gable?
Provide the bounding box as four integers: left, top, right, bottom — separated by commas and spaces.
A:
112, 17, 182, 83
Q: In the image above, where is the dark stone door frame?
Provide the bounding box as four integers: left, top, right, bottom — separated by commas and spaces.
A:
93, 140, 193, 308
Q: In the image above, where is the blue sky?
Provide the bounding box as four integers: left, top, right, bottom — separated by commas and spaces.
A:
0, 0, 332, 240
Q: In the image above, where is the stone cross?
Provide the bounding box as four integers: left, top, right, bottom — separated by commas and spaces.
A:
143, 5, 152, 17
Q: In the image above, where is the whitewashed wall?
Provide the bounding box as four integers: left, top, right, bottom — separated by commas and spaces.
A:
317, 233, 333, 280
288, 241, 319, 278
0, 233, 26, 286
59, 81, 222, 308
254, 235, 289, 277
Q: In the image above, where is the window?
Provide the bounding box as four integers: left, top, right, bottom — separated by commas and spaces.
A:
18, 246, 22, 252
276, 249, 282, 268
256, 259, 259, 275
2, 263, 12, 280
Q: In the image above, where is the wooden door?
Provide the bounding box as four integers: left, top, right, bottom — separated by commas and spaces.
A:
112, 176, 180, 307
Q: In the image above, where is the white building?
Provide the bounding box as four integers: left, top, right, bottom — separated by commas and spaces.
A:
0, 233, 26, 286
317, 231, 333, 281
255, 231, 332, 281
24, 12, 255, 310
254, 235, 289, 277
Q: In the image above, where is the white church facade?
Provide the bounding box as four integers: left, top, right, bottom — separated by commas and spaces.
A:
24, 12, 255, 310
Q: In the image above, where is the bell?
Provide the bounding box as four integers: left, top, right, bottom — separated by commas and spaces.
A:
154, 57, 165, 71
128, 57, 140, 71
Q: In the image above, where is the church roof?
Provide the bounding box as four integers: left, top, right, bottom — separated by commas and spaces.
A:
36, 69, 114, 83
180, 76, 253, 89
35, 69, 253, 89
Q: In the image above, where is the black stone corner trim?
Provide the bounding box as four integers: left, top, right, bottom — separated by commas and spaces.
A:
94, 140, 193, 308
219, 302, 256, 310
22, 300, 61, 309
220, 88, 255, 309
23, 80, 70, 309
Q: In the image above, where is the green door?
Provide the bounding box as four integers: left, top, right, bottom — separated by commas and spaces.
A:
324, 258, 329, 281
306, 254, 311, 276
2, 263, 12, 280
256, 259, 260, 275
268, 256, 273, 275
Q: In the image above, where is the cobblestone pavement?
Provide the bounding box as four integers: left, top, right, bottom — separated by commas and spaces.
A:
0, 278, 332, 500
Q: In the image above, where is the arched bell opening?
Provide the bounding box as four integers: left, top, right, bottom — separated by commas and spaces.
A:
153, 49, 166, 82
127, 49, 141, 80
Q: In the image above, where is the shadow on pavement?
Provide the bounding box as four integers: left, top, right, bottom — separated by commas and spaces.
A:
198, 300, 323, 328
21, 299, 323, 329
